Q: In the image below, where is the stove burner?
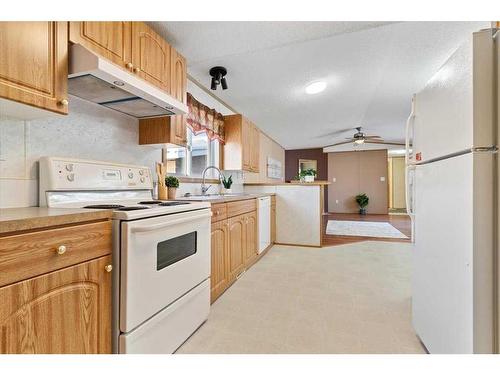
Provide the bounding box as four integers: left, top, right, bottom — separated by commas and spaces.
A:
138, 200, 163, 204
158, 202, 190, 206
83, 204, 125, 209
117, 206, 150, 211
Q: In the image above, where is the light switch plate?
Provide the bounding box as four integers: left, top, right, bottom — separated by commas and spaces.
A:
332, 177, 336, 182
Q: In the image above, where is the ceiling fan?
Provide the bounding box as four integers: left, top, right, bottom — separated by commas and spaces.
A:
321, 126, 405, 149
345, 126, 382, 145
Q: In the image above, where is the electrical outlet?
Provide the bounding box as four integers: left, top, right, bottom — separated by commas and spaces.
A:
380, 176, 386, 182
332, 177, 336, 182
335, 200, 339, 204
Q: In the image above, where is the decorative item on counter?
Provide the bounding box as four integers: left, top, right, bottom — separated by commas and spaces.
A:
299, 168, 317, 182
165, 176, 180, 199
156, 162, 167, 200
355, 193, 369, 215
221, 174, 233, 194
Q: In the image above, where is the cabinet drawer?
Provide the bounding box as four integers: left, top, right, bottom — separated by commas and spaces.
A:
0, 221, 112, 287
227, 199, 256, 218
211, 203, 227, 223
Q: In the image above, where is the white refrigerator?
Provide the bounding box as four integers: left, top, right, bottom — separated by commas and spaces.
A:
407, 28, 499, 354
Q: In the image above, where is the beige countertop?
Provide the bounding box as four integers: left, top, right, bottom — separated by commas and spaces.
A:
176, 193, 275, 204
244, 181, 331, 186
0, 207, 112, 235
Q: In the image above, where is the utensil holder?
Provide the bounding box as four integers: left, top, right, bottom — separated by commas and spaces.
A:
158, 184, 168, 200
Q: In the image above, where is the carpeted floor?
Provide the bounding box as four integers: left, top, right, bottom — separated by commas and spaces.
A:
176, 241, 425, 354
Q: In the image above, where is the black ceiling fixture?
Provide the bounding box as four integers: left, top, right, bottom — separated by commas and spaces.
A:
209, 66, 228, 90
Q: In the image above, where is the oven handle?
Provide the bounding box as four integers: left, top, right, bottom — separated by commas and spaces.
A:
130, 210, 211, 233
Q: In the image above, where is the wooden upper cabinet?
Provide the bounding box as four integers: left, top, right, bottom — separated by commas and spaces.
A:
0, 255, 112, 354
210, 220, 229, 303
250, 121, 260, 172
223, 114, 261, 172
170, 48, 187, 103
69, 21, 132, 71
0, 22, 68, 114
131, 22, 171, 93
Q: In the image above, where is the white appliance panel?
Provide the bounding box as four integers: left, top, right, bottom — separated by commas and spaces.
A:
119, 279, 210, 354
258, 196, 271, 253
413, 153, 474, 353
120, 209, 211, 332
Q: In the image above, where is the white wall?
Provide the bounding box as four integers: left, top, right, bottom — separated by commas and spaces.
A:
0, 96, 162, 208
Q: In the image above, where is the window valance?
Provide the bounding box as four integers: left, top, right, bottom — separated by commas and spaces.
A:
186, 93, 225, 144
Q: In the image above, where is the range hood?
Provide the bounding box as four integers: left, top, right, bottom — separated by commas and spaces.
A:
68, 44, 188, 118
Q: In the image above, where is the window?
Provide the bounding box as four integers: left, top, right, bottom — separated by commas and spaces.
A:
165, 128, 220, 177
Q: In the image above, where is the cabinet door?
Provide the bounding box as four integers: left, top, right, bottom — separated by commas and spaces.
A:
0, 22, 68, 114
241, 118, 252, 171
69, 21, 132, 71
227, 215, 246, 282
170, 115, 187, 146
131, 22, 171, 92
170, 48, 187, 103
244, 211, 258, 266
0, 256, 112, 354
210, 220, 229, 303
250, 123, 260, 172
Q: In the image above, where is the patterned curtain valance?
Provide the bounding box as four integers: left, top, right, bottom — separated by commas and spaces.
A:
186, 93, 225, 144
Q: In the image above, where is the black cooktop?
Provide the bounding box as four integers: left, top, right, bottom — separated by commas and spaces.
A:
117, 206, 150, 211
83, 204, 125, 209
138, 200, 164, 204
159, 202, 190, 206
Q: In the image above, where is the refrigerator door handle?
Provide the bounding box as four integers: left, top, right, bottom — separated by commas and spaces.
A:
405, 94, 416, 216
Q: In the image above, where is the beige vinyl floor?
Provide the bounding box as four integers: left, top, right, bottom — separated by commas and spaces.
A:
176, 241, 426, 354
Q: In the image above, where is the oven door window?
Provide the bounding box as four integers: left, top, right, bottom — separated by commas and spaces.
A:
156, 232, 197, 270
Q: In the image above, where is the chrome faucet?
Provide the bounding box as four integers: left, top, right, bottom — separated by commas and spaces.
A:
201, 166, 225, 195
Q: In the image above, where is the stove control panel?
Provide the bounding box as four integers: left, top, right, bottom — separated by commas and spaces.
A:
39, 157, 153, 192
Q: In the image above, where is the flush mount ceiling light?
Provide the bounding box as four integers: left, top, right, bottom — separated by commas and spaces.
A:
209, 66, 228, 91
305, 81, 326, 95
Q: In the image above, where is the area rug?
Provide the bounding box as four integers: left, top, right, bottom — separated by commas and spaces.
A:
325, 220, 408, 239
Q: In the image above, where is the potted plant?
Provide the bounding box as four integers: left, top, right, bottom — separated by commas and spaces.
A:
221, 174, 233, 194
355, 193, 369, 215
300, 169, 317, 183
165, 176, 180, 200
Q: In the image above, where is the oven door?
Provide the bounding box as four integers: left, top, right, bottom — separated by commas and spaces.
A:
120, 208, 211, 333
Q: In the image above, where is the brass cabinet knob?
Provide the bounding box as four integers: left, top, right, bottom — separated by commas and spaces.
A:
105, 265, 113, 273
59, 99, 69, 106
56, 245, 66, 255
125, 62, 133, 70
216, 210, 220, 215
133, 67, 141, 73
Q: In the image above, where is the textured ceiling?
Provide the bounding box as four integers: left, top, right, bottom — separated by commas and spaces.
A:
151, 21, 488, 149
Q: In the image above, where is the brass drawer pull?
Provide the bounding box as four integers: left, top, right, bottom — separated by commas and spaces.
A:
104, 265, 113, 273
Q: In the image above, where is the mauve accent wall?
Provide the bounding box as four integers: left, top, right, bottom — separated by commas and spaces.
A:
284, 148, 328, 207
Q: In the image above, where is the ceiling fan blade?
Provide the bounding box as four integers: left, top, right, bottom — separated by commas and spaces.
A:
365, 140, 405, 146
316, 127, 356, 138
323, 140, 354, 148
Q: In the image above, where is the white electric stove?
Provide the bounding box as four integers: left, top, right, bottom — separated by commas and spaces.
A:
39, 156, 211, 354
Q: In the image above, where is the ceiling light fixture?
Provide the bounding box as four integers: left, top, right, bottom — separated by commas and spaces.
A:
354, 138, 365, 145
305, 81, 326, 95
209, 66, 228, 91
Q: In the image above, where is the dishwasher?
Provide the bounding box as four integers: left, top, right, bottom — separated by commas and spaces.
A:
257, 196, 271, 253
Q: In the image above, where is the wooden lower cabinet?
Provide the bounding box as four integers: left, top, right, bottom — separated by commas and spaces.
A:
0, 255, 112, 354
227, 215, 246, 282
210, 220, 229, 303
271, 196, 276, 243
244, 211, 258, 266
210, 200, 263, 303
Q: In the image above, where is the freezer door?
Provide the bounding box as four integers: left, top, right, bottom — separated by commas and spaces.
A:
413, 29, 495, 162
412, 152, 495, 353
